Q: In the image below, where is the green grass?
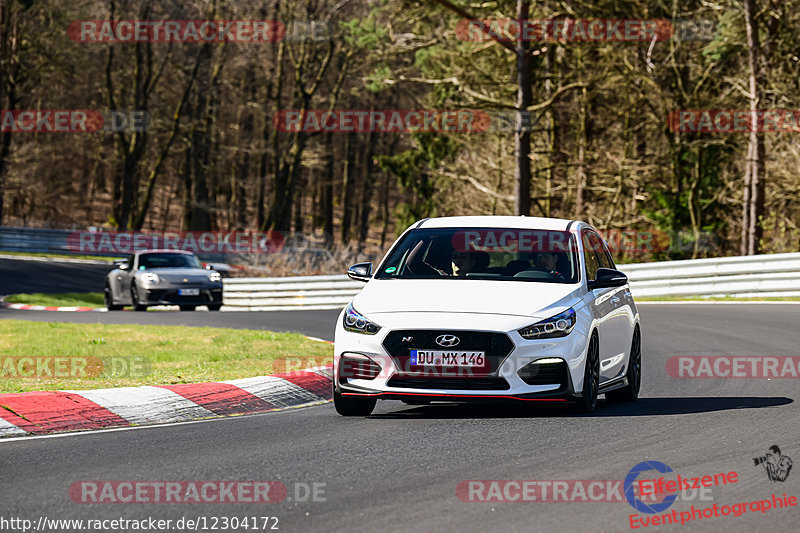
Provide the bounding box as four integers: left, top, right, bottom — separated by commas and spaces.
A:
0, 320, 332, 393
0, 250, 118, 262
637, 295, 800, 302
5, 292, 105, 308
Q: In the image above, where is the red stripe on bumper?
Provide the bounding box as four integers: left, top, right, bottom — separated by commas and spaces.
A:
342, 392, 567, 401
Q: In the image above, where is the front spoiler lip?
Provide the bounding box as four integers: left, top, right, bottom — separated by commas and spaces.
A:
337, 380, 577, 403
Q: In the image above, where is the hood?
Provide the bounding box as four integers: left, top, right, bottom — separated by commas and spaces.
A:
353, 279, 580, 318
143, 268, 210, 283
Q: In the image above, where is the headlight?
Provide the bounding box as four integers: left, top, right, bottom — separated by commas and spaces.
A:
141, 272, 159, 283
518, 308, 576, 339
208, 272, 222, 282
342, 303, 381, 335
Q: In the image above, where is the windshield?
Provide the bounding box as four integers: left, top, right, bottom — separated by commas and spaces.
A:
375, 227, 580, 283
138, 253, 203, 270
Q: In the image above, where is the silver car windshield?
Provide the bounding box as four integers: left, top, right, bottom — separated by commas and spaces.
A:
138, 253, 203, 269
375, 228, 580, 283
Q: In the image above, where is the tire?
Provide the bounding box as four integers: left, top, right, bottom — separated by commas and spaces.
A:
130, 285, 147, 312
104, 284, 123, 311
333, 388, 376, 416
179, 305, 197, 312
606, 326, 641, 402
207, 304, 222, 311
575, 332, 600, 413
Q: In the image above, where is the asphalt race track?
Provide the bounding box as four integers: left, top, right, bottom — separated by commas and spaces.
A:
0, 257, 114, 294
2, 303, 800, 533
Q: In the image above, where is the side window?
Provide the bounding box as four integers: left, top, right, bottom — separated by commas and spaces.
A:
602, 243, 617, 270
127, 254, 135, 270
593, 236, 613, 270
582, 233, 600, 281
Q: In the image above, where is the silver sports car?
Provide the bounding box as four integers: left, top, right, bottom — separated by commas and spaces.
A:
104, 250, 224, 311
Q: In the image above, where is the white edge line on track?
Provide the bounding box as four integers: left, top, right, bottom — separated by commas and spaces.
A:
0, 399, 331, 444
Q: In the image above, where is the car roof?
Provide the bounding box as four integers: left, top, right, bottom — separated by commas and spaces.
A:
414, 216, 578, 231
134, 249, 195, 255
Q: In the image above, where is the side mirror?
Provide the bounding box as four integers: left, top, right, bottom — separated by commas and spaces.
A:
347, 262, 373, 282
205, 264, 213, 270
588, 268, 628, 290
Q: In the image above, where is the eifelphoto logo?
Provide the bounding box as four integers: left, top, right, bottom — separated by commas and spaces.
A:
753, 445, 793, 482
0, 110, 148, 133
0, 356, 151, 379
625, 461, 736, 515
68, 20, 330, 43
668, 110, 800, 133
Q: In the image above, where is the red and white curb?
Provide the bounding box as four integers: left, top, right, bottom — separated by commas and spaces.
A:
2, 302, 105, 312
0, 365, 333, 438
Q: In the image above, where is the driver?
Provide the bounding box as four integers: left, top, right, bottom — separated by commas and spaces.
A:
451, 250, 478, 277
534, 252, 564, 280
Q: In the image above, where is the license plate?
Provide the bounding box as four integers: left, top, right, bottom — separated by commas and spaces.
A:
410, 350, 485, 367
178, 288, 200, 296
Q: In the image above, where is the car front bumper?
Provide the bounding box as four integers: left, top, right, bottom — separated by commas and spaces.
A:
140, 286, 223, 306
333, 311, 592, 403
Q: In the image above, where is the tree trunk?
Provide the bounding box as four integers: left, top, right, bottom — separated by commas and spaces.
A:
322, 134, 335, 246
340, 134, 355, 244
358, 131, 378, 243
0, 1, 22, 226
743, 0, 765, 255
573, 46, 587, 219
513, 1, 532, 216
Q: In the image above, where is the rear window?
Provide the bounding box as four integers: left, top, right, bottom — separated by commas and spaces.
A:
375, 228, 580, 283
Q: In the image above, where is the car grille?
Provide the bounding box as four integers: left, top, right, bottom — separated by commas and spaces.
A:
517, 360, 569, 388
386, 376, 510, 391
382, 330, 514, 377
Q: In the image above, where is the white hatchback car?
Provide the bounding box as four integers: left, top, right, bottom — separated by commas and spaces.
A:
333, 216, 641, 416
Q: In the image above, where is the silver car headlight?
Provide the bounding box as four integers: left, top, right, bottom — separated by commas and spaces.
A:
342, 303, 381, 335
141, 272, 159, 284
208, 272, 222, 282
519, 308, 576, 339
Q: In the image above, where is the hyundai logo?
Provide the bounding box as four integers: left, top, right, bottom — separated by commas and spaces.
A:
435, 334, 460, 347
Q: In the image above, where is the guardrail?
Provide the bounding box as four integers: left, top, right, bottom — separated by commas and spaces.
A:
221, 252, 800, 310
620, 252, 800, 298
223, 275, 365, 311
